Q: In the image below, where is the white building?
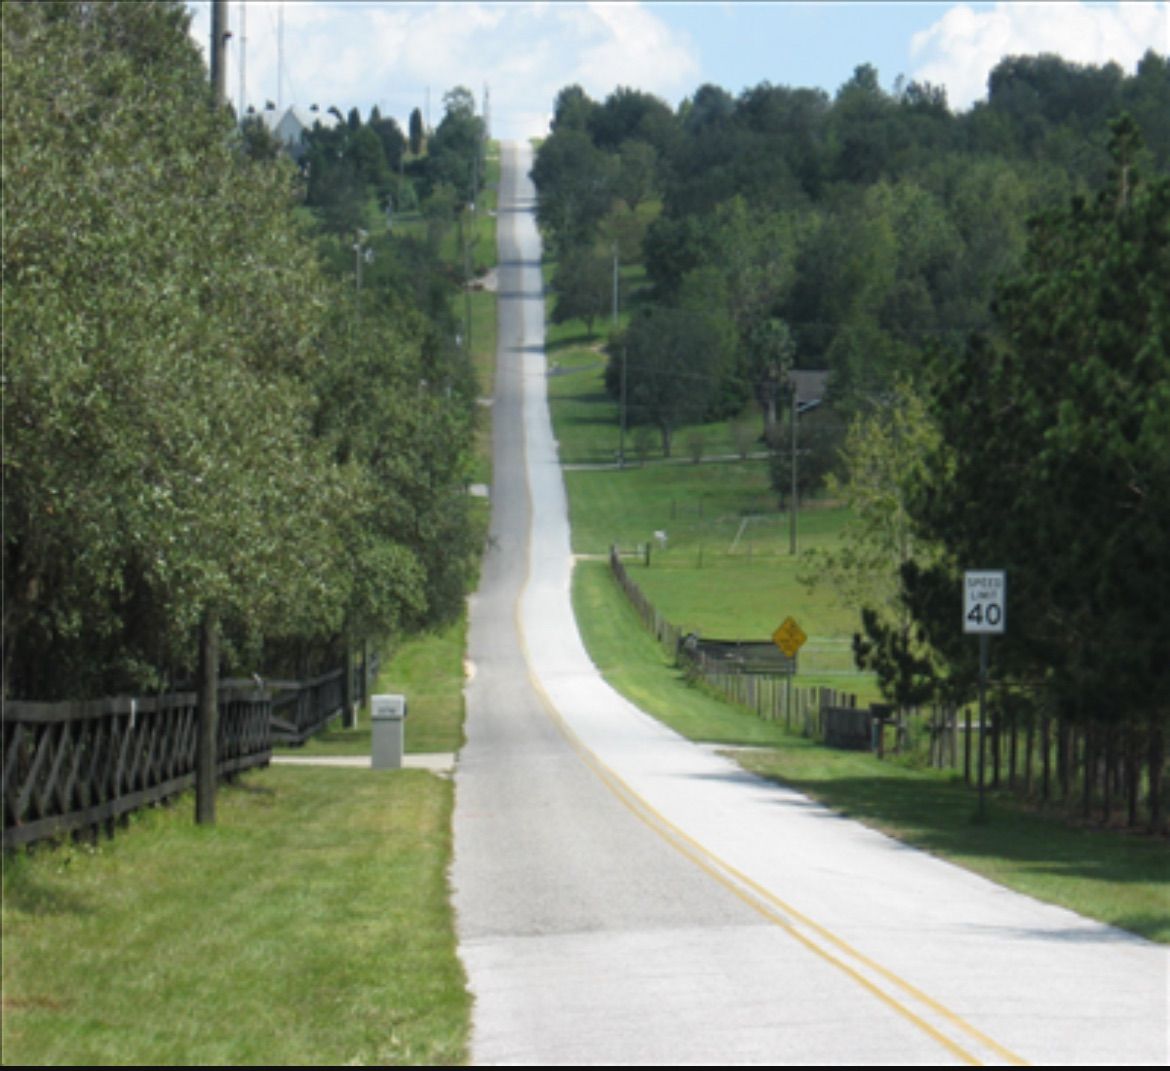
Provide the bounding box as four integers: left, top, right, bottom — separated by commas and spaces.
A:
255, 104, 340, 161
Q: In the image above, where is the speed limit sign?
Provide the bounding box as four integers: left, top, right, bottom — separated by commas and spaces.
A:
964, 571, 1006, 634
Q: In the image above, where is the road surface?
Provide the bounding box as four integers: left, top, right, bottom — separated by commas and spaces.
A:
450, 141, 1167, 1066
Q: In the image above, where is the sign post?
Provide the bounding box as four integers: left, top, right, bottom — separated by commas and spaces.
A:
964, 571, 1005, 819
773, 616, 807, 720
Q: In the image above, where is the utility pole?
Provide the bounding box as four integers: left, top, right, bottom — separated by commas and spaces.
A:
613, 242, 625, 469
343, 229, 372, 734
210, 0, 228, 107
237, 1, 246, 119
620, 346, 628, 469
612, 242, 619, 329
789, 382, 798, 555
277, 3, 284, 113
460, 209, 472, 359
197, 0, 230, 827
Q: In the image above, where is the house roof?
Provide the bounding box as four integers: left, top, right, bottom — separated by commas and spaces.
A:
789, 369, 832, 406
258, 105, 339, 139
251, 105, 339, 160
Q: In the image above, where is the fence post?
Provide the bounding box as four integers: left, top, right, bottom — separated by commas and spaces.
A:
341, 636, 355, 729
195, 611, 219, 826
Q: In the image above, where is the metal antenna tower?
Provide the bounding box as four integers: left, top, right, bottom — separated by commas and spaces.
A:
277, 3, 284, 112
237, 1, 246, 117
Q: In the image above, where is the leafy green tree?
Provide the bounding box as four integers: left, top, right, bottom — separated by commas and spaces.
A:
898, 119, 1170, 791
599, 200, 648, 266
302, 119, 371, 234
350, 124, 391, 193
309, 279, 476, 643
588, 86, 674, 152
551, 247, 613, 338
800, 380, 942, 704
828, 64, 897, 185
679, 83, 735, 135
531, 128, 617, 254
2, 3, 481, 706
2, 0, 347, 696
240, 113, 283, 162
1123, 51, 1170, 170
551, 84, 597, 133
768, 403, 846, 508
643, 212, 710, 302
609, 308, 725, 457
614, 139, 658, 211
699, 198, 806, 432
426, 86, 484, 205
369, 110, 406, 172
409, 106, 424, 154
421, 182, 459, 251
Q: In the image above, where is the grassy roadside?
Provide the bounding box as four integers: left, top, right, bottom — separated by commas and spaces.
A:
2, 767, 469, 1065
2, 612, 478, 1064
573, 557, 1169, 943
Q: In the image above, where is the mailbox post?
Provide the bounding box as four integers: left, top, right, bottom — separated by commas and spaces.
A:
371, 694, 407, 770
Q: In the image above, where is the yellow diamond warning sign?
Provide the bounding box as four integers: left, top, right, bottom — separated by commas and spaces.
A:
772, 616, 807, 659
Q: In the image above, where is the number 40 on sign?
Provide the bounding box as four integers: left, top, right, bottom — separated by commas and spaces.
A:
964, 570, 1006, 634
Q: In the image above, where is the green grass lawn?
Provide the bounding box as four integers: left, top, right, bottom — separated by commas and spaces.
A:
1, 767, 470, 1065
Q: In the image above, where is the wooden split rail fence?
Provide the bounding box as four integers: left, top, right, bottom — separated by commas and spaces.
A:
608, 546, 1167, 829
3, 662, 371, 849
609, 545, 863, 741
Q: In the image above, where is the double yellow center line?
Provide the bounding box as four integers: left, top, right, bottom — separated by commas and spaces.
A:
520, 616, 1028, 1066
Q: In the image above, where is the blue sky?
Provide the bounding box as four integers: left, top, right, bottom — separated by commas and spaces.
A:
187, 2, 1168, 140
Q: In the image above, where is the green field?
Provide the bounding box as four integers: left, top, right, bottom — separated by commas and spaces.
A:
544, 340, 875, 696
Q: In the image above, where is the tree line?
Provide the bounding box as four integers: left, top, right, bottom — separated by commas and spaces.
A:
2, 1, 484, 702
252, 85, 488, 246
532, 56, 1170, 825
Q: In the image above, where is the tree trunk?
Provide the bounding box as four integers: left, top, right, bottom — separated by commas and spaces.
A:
1126, 724, 1140, 829
1041, 716, 1051, 804
341, 633, 355, 729
964, 708, 972, 783
991, 709, 1001, 788
1024, 716, 1034, 796
1082, 725, 1095, 821
1058, 718, 1071, 802
1101, 724, 1114, 825
1148, 716, 1165, 834
1008, 707, 1018, 789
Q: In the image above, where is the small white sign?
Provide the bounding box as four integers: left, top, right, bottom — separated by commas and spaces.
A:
964, 570, 1006, 634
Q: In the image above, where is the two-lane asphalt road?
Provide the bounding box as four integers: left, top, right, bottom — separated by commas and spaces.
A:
450, 141, 1167, 1066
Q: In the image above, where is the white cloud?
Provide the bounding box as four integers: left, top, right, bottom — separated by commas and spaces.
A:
189, 2, 700, 139
910, 2, 1169, 110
